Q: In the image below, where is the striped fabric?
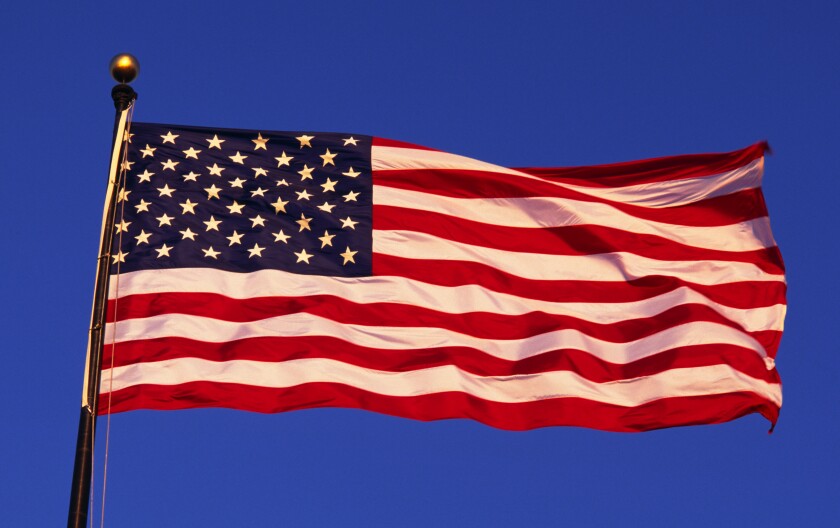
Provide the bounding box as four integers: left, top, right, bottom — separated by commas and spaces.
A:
101, 131, 784, 432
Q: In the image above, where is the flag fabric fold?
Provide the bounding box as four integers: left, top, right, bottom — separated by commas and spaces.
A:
100, 122, 785, 432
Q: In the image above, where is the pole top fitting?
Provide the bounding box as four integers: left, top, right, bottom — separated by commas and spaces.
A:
109, 53, 139, 84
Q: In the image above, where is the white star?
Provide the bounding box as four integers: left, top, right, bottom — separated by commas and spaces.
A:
226, 230, 244, 246
342, 167, 361, 178
134, 230, 152, 245
140, 144, 157, 158
295, 189, 312, 201
271, 197, 289, 213
206, 135, 225, 149
137, 170, 155, 182
276, 178, 289, 187
318, 230, 335, 248
320, 148, 337, 166
117, 188, 131, 202
343, 190, 360, 202
115, 220, 131, 233
252, 133, 269, 150
226, 201, 245, 214
179, 227, 197, 240
207, 163, 225, 176
157, 184, 175, 197
204, 184, 222, 199
183, 147, 202, 159
341, 217, 358, 230
252, 167, 268, 178
275, 151, 294, 167
297, 165, 315, 181
161, 131, 179, 144
320, 178, 338, 192
317, 202, 335, 213
343, 137, 359, 146
251, 187, 267, 197
229, 177, 246, 188
156, 244, 172, 258
294, 248, 313, 264
180, 199, 198, 214
247, 243, 265, 258
203, 246, 221, 259
250, 215, 266, 228
161, 159, 179, 171
273, 230, 290, 244
296, 134, 314, 148
182, 171, 201, 182
296, 213, 312, 232
135, 199, 151, 212
156, 213, 174, 226
112, 250, 127, 264
229, 151, 248, 164
204, 216, 222, 231
340, 246, 358, 265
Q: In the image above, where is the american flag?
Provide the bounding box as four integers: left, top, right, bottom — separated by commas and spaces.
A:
101, 122, 785, 432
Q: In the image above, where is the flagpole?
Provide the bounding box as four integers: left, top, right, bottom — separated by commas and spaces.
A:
68, 54, 139, 528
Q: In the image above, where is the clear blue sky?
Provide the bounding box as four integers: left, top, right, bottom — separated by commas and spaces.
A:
1, 1, 838, 526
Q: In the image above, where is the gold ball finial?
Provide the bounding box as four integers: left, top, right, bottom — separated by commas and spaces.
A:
109, 53, 139, 84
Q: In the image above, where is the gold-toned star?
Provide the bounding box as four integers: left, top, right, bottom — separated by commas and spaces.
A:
318, 230, 335, 248
251, 187, 267, 197
206, 135, 225, 149
341, 217, 358, 230
340, 246, 357, 265
229, 177, 246, 188
180, 199, 198, 214
155, 244, 172, 258
207, 163, 225, 176
117, 188, 131, 202
294, 249, 313, 264
296, 213, 312, 232
204, 184, 222, 199
343, 137, 359, 146
275, 151, 294, 167
112, 250, 127, 264
273, 230, 290, 244
183, 171, 201, 182
316, 202, 335, 213
271, 197, 289, 213
250, 215, 266, 227
343, 190, 360, 202
342, 167, 361, 178
247, 243, 265, 258
226, 201, 245, 214
229, 151, 248, 164
252, 133, 269, 150
156, 213, 174, 226
161, 159, 179, 171
183, 147, 202, 159
295, 189, 312, 201
296, 134, 314, 148
140, 144, 157, 158
252, 167, 268, 178
157, 184, 175, 197
115, 220, 131, 233
320, 178, 338, 192
297, 165, 315, 181
204, 216, 222, 231
179, 227, 197, 240
137, 170, 155, 183
226, 231, 244, 246
134, 230, 152, 245
161, 131, 179, 144
121, 159, 135, 171
320, 149, 337, 166
275, 178, 290, 187
135, 199, 151, 212
203, 246, 221, 259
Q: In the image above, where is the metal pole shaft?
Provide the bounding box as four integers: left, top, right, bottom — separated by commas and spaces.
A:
67, 84, 136, 528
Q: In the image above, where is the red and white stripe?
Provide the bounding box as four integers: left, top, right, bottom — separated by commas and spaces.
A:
100, 140, 785, 432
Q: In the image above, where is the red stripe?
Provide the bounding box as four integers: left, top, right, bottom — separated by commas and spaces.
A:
99, 381, 779, 432
106, 292, 778, 351
374, 169, 769, 227
372, 253, 787, 309
372, 137, 439, 151
102, 336, 780, 384
512, 142, 768, 187
374, 205, 784, 275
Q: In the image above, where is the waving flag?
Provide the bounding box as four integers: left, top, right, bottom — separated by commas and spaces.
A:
100, 122, 785, 432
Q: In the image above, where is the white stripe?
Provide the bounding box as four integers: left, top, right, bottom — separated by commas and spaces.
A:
101, 358, 782, 408
374, 230, 782, 284
109, 268, 785, 333
371, 145, 763, 208
375, 185, 776, 252
105, 312, 770, 363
